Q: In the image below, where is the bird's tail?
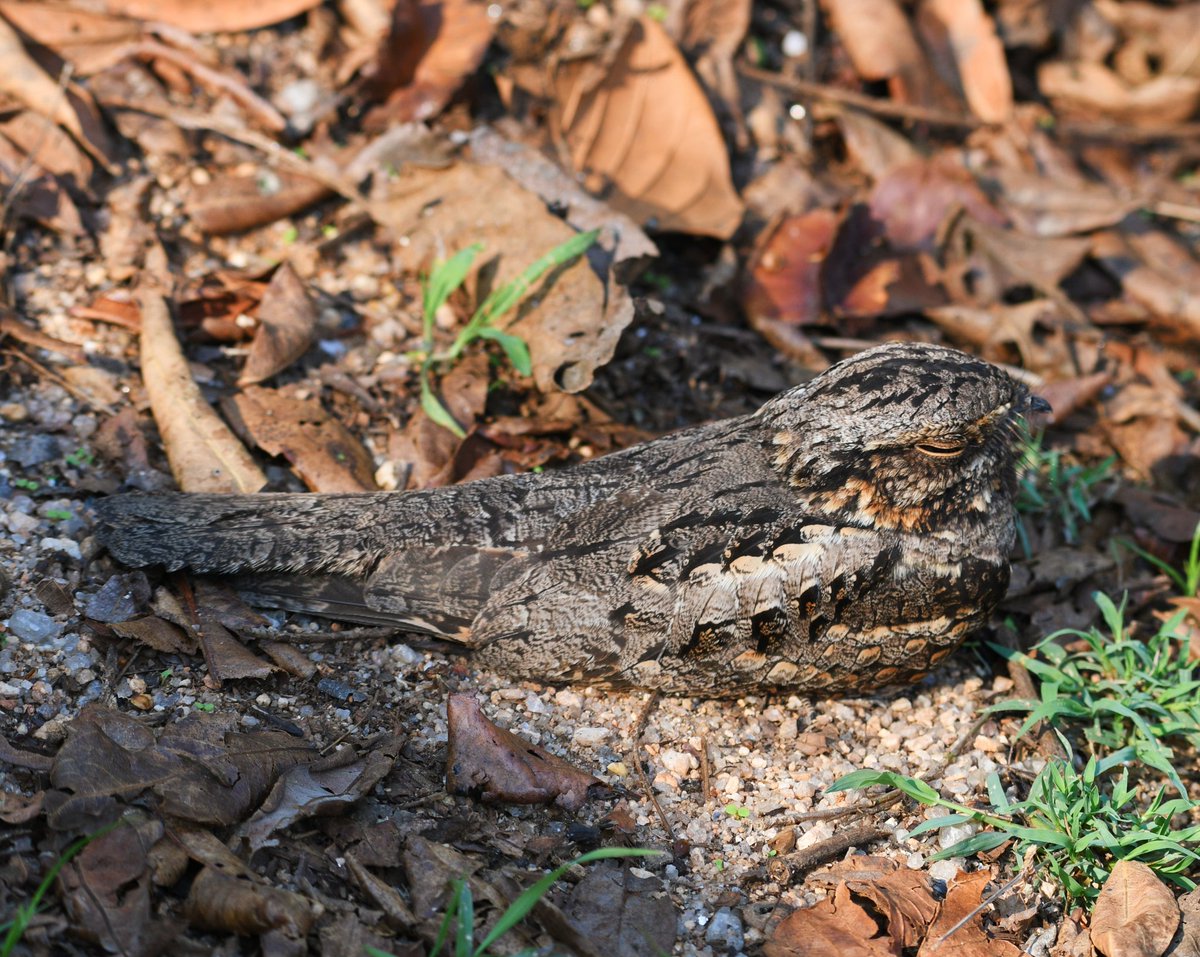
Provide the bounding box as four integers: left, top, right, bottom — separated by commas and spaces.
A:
94, 492, 406, 577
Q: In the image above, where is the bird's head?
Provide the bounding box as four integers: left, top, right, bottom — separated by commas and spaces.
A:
759, 342, 1048, 533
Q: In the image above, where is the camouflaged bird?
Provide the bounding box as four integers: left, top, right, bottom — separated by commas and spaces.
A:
95, 342, 1048, 697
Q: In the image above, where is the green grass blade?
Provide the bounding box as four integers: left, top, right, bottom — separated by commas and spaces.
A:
476, 328, 532, 376
424, 243, 484, 340
420, 367, 466, 438
474, 229, 598, 329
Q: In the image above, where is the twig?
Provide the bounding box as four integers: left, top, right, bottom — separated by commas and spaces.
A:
112, 41, 287, 133
783, 823, 891, 877
738, 62, 981, 129
0, 311, 87, 364
936, 860, 1031, 946
1, 347, 113, 415
631, 747, 676, 846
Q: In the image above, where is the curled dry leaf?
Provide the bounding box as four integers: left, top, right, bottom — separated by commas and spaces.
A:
988, 169, 1139, 239
0, 14, 117, 172
375, 160, 630, 393
110, 616, 198, 655
1092, 231, 1200, 341
236, 734, 402, 851
238, 263, 318, 385
744, 208, 840, 329
763, 881, 893, 957
915, 870, 1022, 957
553, 17, 743, 239
870, 154, 1004, 251
1038, 61, 1200, 128
917, 0, 1012, 123
95, 0, 324, 33
1090, 861, 1179, 957
186, 864, 320, 940
138, 286, 267, 493
446, 693, 604, 811
364, 0, 496, 127
225, 386, 377, 492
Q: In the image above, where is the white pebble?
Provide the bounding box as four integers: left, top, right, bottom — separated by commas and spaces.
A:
572, 726, 608, 747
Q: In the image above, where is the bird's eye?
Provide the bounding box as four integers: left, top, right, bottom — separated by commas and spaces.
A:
915, 442, 966, 458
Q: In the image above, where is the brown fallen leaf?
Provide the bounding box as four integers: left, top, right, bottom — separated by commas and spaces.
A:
374, 160, 629, 394
870, 154, 1005, 251
1170, 888, 1200, 957
110, 615, 198, 655
446, 694, 604, 811
138, 282, 267, 494
917, 869, 1021, 956
1091, 230, 1200, 341
989, 169, 1140, 239
1037, 372, 1113, 426
225, 386, 377, 493
468, 126, 659, 272
186, 168, 330, 235
763, 881, 893, 957
96, 0, 324, 33
364, 0, 496, 127
843, 865, 939, 949
186, 863, 320, 942
1090, 861, 1179, 957
59, 814, 176, 957
0, 789, 44, 824
561, 863, 678, 957
236, 733, 403, 851
916, 0, 1012, 122
47, 704, 313, 829
822, 0, 953, 111
553, 17, 743, 239
238, 263, 318, 386
0, 14, 117, 172
1038, 61, 1200, 128
744, 209, 840, 329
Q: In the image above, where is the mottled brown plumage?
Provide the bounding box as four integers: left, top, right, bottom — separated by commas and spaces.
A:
95, 342, 1046, 696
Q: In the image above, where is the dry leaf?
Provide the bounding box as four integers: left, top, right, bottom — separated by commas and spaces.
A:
553, 17, 743, 239
1039, 62, 1200, 128
469, 126, 658, 271
0, 15, 116, 172
917, 0, 1012, 122
744, 209, 841, 329
446, 694, 604, 811
138, 287, 267, 494
990, 169, 1139, 238
763, 882, 893, 957
374, 160, 629, 393
186, 168, 330, 234
1090, 861, 1179, 957
917, 870, 1022, 956
364, 0, 495, 126
870, 155, 1005, 251
95, 0, 324, 33
822, 0, 950, 110
226, 387, 376, 493
238, 263, 318, 386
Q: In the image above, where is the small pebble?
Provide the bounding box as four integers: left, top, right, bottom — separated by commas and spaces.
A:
572, 726, 608, 747
8, 609, 62, 644
929, 859, 962, 882
40, 538, 81, 561
704, 907, 745, 952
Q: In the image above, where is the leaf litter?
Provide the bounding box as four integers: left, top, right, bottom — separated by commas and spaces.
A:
1, 0, 1200, 954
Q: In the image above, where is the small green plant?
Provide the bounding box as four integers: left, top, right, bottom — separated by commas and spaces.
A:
723, 803, 751, 820
988, 593, 1199, 793
44, 509, 71, 521
11, 478, 39, 491
1121, 520, 1200, 598
417, 230, 599, 437
365, 847, 659, 957
64, 448, 93, 468
2, 821, 121, 956
193, 702, 215, 713
1015, 426, 1114, 550
830, 748, 1200, 906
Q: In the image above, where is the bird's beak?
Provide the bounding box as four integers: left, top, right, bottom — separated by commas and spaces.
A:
1027, 395, 1052, 414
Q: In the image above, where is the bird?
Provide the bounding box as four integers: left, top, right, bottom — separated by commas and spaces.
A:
95, 341, 1048, 697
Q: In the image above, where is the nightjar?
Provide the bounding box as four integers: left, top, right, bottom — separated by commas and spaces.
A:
96, 341, 1048, 697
